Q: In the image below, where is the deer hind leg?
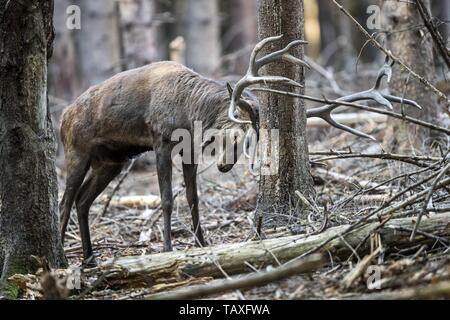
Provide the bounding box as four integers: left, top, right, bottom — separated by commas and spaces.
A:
182, 163, 206, 247
156, 142, 174, 252
59, 153, 90, 245
75, 161, 124, 266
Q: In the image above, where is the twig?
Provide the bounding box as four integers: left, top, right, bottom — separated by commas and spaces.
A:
331, 0, 450, 106
311, 152, 440, 168
145, 254, 324, 300
415, 0, 450, 71
291, 177, 450, 263
410, 162, 450, 241
100, 159, 136, 219
342, 246, 381, 289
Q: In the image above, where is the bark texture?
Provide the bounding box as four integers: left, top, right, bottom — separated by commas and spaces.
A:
0, 0, 66, 295
256, 0, 314, 228
381, 0, 442, 152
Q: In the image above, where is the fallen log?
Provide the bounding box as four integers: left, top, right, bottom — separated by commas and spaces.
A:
103, 212, 450, 283
307, 112, 386, 127
108, 195, 161, 209
146, 254, 324, 300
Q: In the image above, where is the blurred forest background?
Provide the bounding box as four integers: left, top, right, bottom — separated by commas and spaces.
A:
49, 0, 450, 165
3, 0, 450, 300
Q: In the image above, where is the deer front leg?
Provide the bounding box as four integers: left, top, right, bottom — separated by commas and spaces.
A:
156, 142, 174, 252
182, 163, 206, 247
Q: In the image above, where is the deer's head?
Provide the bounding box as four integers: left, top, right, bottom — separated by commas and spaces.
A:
217, 35, 309, 174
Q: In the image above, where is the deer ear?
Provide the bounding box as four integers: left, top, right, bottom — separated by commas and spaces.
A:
226, 83, 234, 97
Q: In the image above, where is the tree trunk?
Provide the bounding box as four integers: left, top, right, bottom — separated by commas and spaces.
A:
49, 0, 79, 102
255, 0, 314, 229
432, 1, 450, 44
119, 0, 159, 69
0, 0, 66, 297
223, 0, 258, 75
176, 0, 221, 76
72, 0, 122, 92
381, 0, 442, 153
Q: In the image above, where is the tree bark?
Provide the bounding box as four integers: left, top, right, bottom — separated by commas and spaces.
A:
255, 0, 314, 228
0, 0, 66, 297
381, 0, 442, 153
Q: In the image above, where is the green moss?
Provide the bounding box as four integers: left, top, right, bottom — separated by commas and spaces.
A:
0, 258, 33, 299
0, 281, 20, 300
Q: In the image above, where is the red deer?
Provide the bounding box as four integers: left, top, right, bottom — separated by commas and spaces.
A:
60, 36, 419, 266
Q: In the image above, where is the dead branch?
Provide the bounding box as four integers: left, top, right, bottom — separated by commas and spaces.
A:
101, 212, 450, 283
100, 159, 136, 218
331, 0, 450, 106
411, 162, 450, 240
415, 0, 450, 71
293, 177, 450, 262
307, 112, 386, 127
146, 254, 324, 300
342, 246, 381, 289
109, 195, 161, 209
310, 151, 441, 168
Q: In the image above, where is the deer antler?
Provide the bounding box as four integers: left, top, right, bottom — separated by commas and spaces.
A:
228, 35, 309, 124
305, 56, 422, 140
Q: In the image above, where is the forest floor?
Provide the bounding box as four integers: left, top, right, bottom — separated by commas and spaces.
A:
11, 67, 449, 300
53, 118, 449, 300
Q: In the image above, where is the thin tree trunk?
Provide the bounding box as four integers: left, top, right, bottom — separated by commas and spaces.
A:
225, 0, 258, 75
72, 0, 122, 92
119, 0, 159, 69
177, 0, 221, 76
0, 0, 66, 298
256, 0, 314, 229
381, 0, 442, 153
432, 1, 450, 44
49, 0, 79, 102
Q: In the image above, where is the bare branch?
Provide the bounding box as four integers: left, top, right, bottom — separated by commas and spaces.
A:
331, 0, 450, 106
145, 254, 324, 300
410, 162, 450, 241
415, 0, 450, 71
